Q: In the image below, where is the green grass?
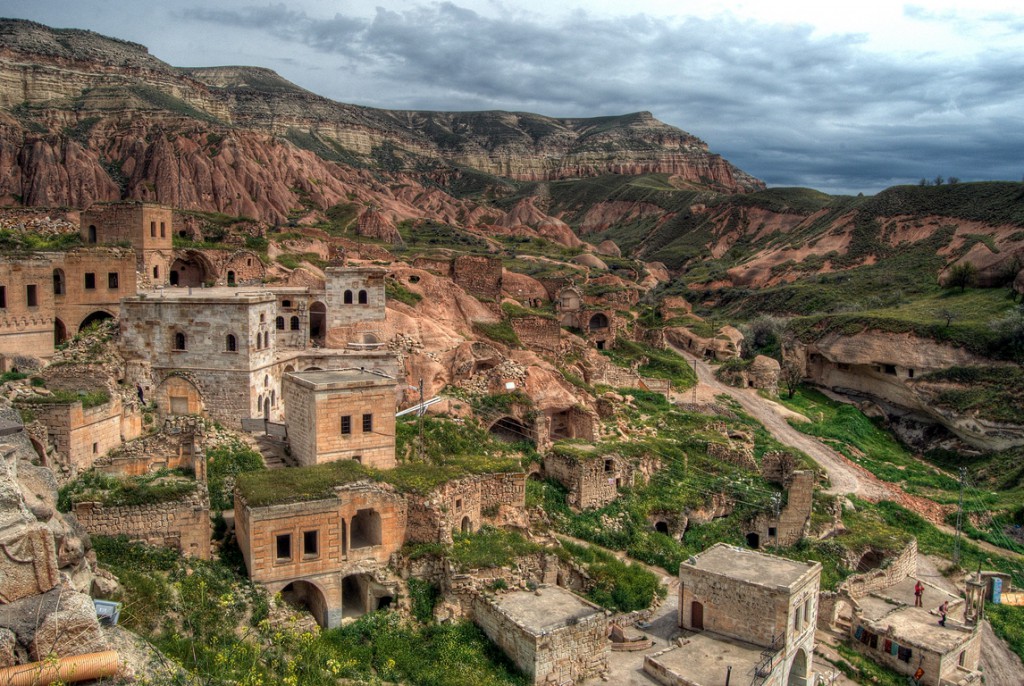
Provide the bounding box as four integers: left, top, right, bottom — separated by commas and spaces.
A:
987, 603, 1024, 663
473, 320, 521, 348
0, 229, 83, 253
386, 279, 423, 306
58, 470, 197, 510
558, 538, 666, 611
601, 338, 697, 390
206, 441, 265, 511
917, 366, 1024, 425
448, 526, 543, 570
773, 387, 960, 496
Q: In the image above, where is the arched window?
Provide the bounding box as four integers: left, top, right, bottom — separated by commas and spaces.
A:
264, 332, 270, 348
174, 332, 186, 351
264, 375, 270, 388
276, 316, 285, 330
358, 289, 368, 304
344, 290, 353, 304
52, 269, 65, 296
290, 316, 300, 330
153, 266, 160, 279
226, 334, 237, 352
257, 396, 263, 414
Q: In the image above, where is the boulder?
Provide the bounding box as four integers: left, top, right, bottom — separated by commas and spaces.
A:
572, 253, 608, 270
596, 240, 621, 257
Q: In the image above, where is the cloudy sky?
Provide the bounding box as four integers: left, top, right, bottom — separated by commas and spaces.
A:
3, 0, 1023, 194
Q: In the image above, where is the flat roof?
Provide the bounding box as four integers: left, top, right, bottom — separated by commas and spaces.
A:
645, 633, 764, 686
285, 368, 396, 391
683, 543, 819, 590
126, 288, 277, 304
858, 604, 972, 653
487, 586, 603, 635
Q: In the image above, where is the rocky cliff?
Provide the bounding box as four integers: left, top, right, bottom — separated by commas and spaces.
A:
0, 18, 762, 224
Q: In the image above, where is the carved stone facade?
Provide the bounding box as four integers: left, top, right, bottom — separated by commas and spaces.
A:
282, 369, 397, 469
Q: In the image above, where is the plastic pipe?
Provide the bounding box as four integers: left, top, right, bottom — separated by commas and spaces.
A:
0, 650, 118, 686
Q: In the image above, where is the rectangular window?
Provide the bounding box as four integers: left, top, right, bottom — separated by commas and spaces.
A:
341, 415, 352, 435
84, 273, 96, 290
150, 221, 156, 238
604, 459, 614, 473
0, 285, 6, 308
108, 272, 119, 289
362, 413, 373, 433
275, 534, 292, 561
303, 530, 319, 558
160, 222, 166, 237
26, 285, 37, 307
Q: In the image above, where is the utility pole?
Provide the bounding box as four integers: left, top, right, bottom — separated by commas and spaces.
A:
954, 466, 966, 565
692, 359, 698, 404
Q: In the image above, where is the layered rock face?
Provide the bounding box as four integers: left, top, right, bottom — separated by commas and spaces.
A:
0, 18, 763, 224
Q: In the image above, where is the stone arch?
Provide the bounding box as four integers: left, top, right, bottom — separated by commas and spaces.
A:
461, 516, 473, 533
290, 316, 300, 330
787, 648, 809, 686
344, 290, 354, 304
488, 416, 533, 444
53, 318, 67, 346
746, 532, 760, 549
589, 312, 609, 331
280, 580, 330, 628
857, 549, 886, 572
358, 289, 368, 304
303, 366, 322, 372
79, 310, 113, 331
654, 521, 669, 535
169, 250, 215, 287
276, 316, 285, 330
361, 332, 380, 344
156, 375, 203, 417
309, 301, 326, 344
52, 268, 65, 296
284, 364, 295, 373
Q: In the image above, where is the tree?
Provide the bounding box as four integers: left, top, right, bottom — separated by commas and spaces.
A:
946, 262, 977, 292
948, 177, 960, 185
991, 305, 1024, 365
935, 175, 945, 186
936, 308, 960, 328
780, 359, 803, 399
919, 178, 929, 186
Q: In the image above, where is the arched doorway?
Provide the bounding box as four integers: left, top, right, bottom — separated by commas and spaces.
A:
691, 601, 704, 630
589, 312, 609, 331
53, 318, 67, 346
169, 252, 213, 287
746, 532, 761, 549
279, 580, 329, 628
654, 521, 669, 535
857, 549, 886, 572
157, 376, 203, 417
488, 416, 533, 445
787, 648, 809, 686
309, 301, 326, 345
79, 310, 113, 331
342, 574, 366, 618
461, 516, 473, 533
87, 225, 97, 243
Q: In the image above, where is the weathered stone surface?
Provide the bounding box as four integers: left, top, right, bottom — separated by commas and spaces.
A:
0, 626, 17, 667
28, 589, 108, 660
595, 240, 621, 257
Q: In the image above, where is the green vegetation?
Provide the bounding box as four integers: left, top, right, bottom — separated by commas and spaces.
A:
830, 643, 907, 686
449, 526, 543, 570
601, 338, 697, 390
919, 366, 1024, 425
473, 320, 521, 348
987, 604, 1024, 663
58, 470, 197, 511
558, 539, 666, 612
0, 229, 83, 252
94, 537, 526, 686
18, 389, 110, 408
206, 441, 265, 511
386, 279, 423, 306
284, 128, 365, 167
501, 301, 555, 319
0, 370, 27, 383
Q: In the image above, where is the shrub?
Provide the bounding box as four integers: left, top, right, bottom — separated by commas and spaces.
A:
206, 441, 265, 511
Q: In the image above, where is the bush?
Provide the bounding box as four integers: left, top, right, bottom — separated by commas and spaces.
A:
206, 441, 265, 511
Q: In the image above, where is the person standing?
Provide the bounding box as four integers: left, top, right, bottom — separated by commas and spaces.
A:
914, 580, 924, 607
939, 600, 949, 626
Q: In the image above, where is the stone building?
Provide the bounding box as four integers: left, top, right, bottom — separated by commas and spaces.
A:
282, 369, 397, 469
744, 470, 815, 549
544, 447, 659, 510
554, 285, 617, 350
0, 248, 137, 361
452, 255, 503, 303
324, 266, 385, 344
645, 543, 820, 686
234, 479, 408, 628
81, 201, 173, 287
472, 586, 608, 685
120, 290, 280, 426
404, 472, 526, 544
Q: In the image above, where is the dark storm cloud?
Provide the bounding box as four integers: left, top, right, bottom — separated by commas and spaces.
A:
179, 2, 1024, 194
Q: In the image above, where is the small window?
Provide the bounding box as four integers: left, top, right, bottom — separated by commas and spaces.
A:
303, 530, 319, 558
344, 290, 353, 304
173, 332, 186, 351
247, 258, 252, 266
153, 266, 160, 279
160, 222, 166, 238
226, 334, 237, 352
53, 270, 64, 295
596, 340, 606, 350
275, 534, 292, 561
26, 285, 37, 307
260, 313, 266, 323
362, 413, 373, 433
768, 527, 777, 537
455, 498, 463, 511
604, 458, 614, 473
0, 285, 6, 308
883, 364, 897, 376
108, 272, 119, 289
84, 273, 96, 290
282, 299, 292, 307
341, 415, 352, 435
88, 225, 97, 243
358, 289, 368, 304
908, 368, 915, 378
276, 316, 285, 330
290, 316, 300, 330
150, 221, 156, 238
92, 442, 98, 454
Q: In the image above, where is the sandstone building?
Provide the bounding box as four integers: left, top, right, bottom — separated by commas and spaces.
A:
282, 369, 397, 469
644, 543, 821, 686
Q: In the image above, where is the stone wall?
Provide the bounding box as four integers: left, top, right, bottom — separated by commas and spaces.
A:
72, 485, 211, 559
18, 396, 125, 478
453, 255, 502, 302
325, 266, 386, 330
94, 418, 202, 477
746, 470, 815, 548
705, 440, 756, 471
840, 539, 918, 600
471, 589, 608, 686
406, 472, 527, 544
510, 316, 560, 352
545, 452, 659, 510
